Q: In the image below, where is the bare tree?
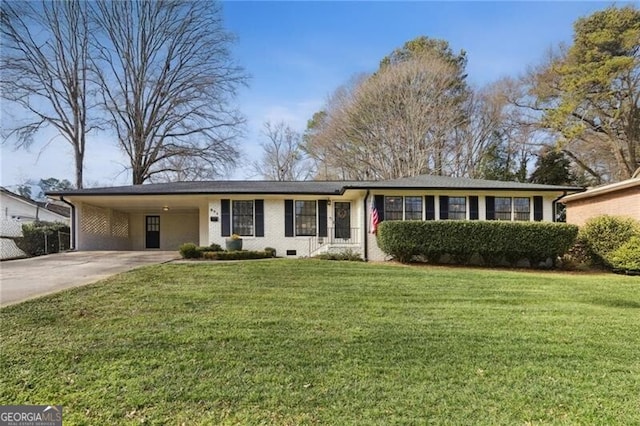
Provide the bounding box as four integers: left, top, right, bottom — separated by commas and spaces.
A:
1, 0, 91, 188
147, 156, 232, 183
305, 52, 466, 180
91, 0, 246, 184
449, 85, 506, 178
303, 74, 369, 180
252, 121, 312, 181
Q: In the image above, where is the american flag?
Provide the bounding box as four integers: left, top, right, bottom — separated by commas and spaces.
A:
369, 197, 380, 234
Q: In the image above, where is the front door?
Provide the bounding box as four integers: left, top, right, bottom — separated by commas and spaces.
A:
145, 216, 160, 249
334, 202, 351, 239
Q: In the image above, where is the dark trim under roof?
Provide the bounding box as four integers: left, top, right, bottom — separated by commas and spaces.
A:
47, 175, 583, 197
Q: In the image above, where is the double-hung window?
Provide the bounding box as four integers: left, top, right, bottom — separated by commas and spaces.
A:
448, 197, 466, 220
494, 197, 512, 221
487, 196, 535, 221
404, 196, 423, 220
384, 196, 404, 221
295, 200, 316, 236
384, 196, 422, 220
232, 200, 254, 236
514, 197, 530, 221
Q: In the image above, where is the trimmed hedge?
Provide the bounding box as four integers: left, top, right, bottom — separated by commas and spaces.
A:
377, 221, 578, 267
203, 250, 273, 260
179, 242, 277, 260
16, 221, 70, 256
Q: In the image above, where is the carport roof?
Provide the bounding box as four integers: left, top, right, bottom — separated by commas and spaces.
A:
47, 175, 583, 197
48, 180, 363, 196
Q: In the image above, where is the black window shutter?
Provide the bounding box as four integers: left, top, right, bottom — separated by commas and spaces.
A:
318, 200, 328, 237
533, 196, 543, 221
221, 199, 231, 237
284, 200, 294, 237
425, 196, 435, 220
255, 200, 264, 237
486, 196, 495, 220
469, 196, 479, 220
439, 196, 449, 220
374, 195, 385, 222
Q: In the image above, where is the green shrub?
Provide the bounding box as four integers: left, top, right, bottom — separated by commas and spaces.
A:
203, 250, 272, 260
179, 243, 202, 259
579, 215, 640, 267
15, 221, 70, 256
314, 249, 363, 261
608, 237, 640, 271
264, 247, 277, 257
198, 244, 223, 253
377, 221, 578, 267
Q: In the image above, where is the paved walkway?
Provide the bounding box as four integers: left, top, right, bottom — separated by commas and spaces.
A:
0, 251, 178, 307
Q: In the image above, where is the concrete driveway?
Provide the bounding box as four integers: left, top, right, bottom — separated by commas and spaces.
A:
0, 251, 179, 307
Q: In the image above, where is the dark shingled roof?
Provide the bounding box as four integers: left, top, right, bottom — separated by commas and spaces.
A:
352, 175, 582, 191
47, 175, 582, 197
47, 180, 362, 196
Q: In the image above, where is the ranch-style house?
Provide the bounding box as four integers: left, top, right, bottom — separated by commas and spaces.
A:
48, 175, 582, 261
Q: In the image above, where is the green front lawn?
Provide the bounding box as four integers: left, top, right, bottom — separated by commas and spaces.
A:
1, 260, 639, 424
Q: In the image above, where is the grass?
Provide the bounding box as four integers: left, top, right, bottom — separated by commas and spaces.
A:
1, 260, 639, 425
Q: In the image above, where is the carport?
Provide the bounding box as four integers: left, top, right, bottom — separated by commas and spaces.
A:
50, 193, 210, 251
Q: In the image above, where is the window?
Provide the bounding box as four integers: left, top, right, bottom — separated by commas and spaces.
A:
295, 200, 316, 236
448, 197, 466, 220
404, 196, 423, 220
384, 196, 423, 220
494, 197, 512, 221
514, 197, 530, 221
384, 196, 403, 221
232, 200, 254, 236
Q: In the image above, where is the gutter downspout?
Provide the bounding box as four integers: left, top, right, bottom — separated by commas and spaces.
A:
59, 196, 76, 250
363, 190, 369, 262
552, 191, 567, 223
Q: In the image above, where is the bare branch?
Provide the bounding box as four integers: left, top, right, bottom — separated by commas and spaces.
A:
252, 121, 314, 181
1, 0, 92, 188
91, 0, 247, 184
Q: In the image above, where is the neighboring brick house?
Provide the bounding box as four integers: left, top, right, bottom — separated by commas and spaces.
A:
47, 175, 581, 261
563, 174, 640, 226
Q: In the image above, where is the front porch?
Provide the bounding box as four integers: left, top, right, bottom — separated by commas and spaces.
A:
308, 227, 363, 257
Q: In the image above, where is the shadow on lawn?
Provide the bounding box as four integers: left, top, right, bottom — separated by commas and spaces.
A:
589, 297, 640, 309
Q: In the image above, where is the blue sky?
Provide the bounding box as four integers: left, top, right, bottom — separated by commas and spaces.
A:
0, 1, 622, 189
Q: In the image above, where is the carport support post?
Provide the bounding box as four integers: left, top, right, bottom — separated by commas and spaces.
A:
59, 196, 76, 250
44, 233, 48, 255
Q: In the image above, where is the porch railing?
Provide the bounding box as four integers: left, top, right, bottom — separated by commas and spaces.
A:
308, 227, 360, 256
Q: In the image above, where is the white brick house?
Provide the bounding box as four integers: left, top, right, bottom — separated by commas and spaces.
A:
47, 175, 582, 261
